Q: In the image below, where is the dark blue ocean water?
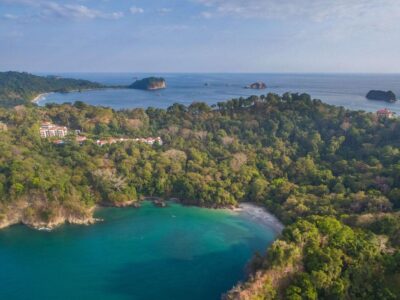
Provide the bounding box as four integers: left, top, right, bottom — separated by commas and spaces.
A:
38, 73, 400, 114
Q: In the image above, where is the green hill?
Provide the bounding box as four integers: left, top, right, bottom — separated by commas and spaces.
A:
0, 71, 104, 107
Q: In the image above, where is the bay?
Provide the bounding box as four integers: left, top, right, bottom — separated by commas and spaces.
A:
0, 202, 277, 300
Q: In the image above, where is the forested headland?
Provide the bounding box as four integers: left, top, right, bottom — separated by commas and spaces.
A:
0, 72, 104, 107
0, 93, 399, 298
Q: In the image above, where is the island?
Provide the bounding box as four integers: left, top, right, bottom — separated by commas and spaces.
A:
128, 77, 166, 90
0, 71, 104, 107
245, 81, 267, 89
366, 90, 397, 103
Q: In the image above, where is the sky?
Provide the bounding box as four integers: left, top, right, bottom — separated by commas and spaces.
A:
0, 0, 399, 73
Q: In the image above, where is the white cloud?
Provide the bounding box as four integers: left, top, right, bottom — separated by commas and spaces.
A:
0, 0, 124, 20
41, 2, 124, 20
196, 0, 400, 25
200, 11, 212, 19
41, 2, 123, 19
130, 6, 144, 15
2, 13, 18, 20
162, 25, 189, 31
196, 0, 400, 40
157, 8, 172, 14
0, 0, 37, 4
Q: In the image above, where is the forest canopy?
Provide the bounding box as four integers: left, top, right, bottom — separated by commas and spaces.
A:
0, 92, 399, 298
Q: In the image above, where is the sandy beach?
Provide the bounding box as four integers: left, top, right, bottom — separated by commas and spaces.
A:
31, 92, 50, 103
237, 203, 284, 234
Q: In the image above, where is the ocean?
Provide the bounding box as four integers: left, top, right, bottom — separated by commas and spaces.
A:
37, 73, 400, 114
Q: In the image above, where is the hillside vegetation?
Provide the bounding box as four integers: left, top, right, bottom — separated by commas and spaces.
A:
0, 93, 399, 298
0, 71, 103, 107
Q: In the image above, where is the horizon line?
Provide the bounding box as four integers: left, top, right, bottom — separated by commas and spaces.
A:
3, 70, 400, 76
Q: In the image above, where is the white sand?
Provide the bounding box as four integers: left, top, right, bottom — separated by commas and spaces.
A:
32, 92, 51, 103
237, 203, 284, 234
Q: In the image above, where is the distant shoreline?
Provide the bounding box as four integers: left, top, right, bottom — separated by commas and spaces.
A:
31, 87, 122, 105
31, 92, 51, 103
24, 73, 400, 115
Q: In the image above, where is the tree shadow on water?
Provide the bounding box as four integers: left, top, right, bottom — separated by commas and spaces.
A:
104, 244, 249, 300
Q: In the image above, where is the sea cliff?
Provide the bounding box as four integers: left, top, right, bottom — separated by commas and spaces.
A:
0, 202, 97, 231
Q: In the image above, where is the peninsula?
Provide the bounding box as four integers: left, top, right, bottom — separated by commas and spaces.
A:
0, 71, 104, 107
0, 72, 170, 107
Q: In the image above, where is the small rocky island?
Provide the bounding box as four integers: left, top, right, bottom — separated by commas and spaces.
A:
245, 82, 267, 90
366, 90, 397, 103
129, 77, 166, 91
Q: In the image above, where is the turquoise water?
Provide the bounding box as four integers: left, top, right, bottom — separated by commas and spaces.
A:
0, 202, 277, 300
38, 73, 400, 114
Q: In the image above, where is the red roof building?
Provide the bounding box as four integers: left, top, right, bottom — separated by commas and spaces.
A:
376, 109, 395, 119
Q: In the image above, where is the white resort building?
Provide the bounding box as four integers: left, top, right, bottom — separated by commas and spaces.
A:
40, 122, 68, 138
96, 137, 163, 146
39, 121, 162, 147
135, 137, 163, 145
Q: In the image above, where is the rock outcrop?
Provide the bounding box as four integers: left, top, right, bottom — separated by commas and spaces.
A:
245, 82, 267, 90
366, 90, 397, 103
0, 201, 97, 231
129, 77, 166, 90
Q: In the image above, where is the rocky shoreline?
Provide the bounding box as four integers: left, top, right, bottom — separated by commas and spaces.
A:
0, 199, 283, 232
0, 212, 99, 231
0, 202, 99, 231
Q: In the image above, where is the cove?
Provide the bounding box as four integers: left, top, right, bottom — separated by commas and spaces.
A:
0, 202, 279, 300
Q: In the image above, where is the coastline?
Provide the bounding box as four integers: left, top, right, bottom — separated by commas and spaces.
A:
31, 92, 50, 103
0, 199, 284, 233
0, 203, 100, 231
30, 87, 115, 105
236, 203, 284, 234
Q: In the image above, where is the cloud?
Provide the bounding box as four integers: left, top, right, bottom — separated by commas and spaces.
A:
196, 0, 400, 41
0, 0, 124, 20
130, 6, 144, 14
0, 0, 36, 4
157, 8, 172, 15
2, 13, 18, 20
162, 25, 189, 32
40, 3, 124, 20
200, 11, 212, 19
196, 0, 400, 25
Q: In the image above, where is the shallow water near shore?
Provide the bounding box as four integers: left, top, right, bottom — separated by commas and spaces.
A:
0, 202, 278, 300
